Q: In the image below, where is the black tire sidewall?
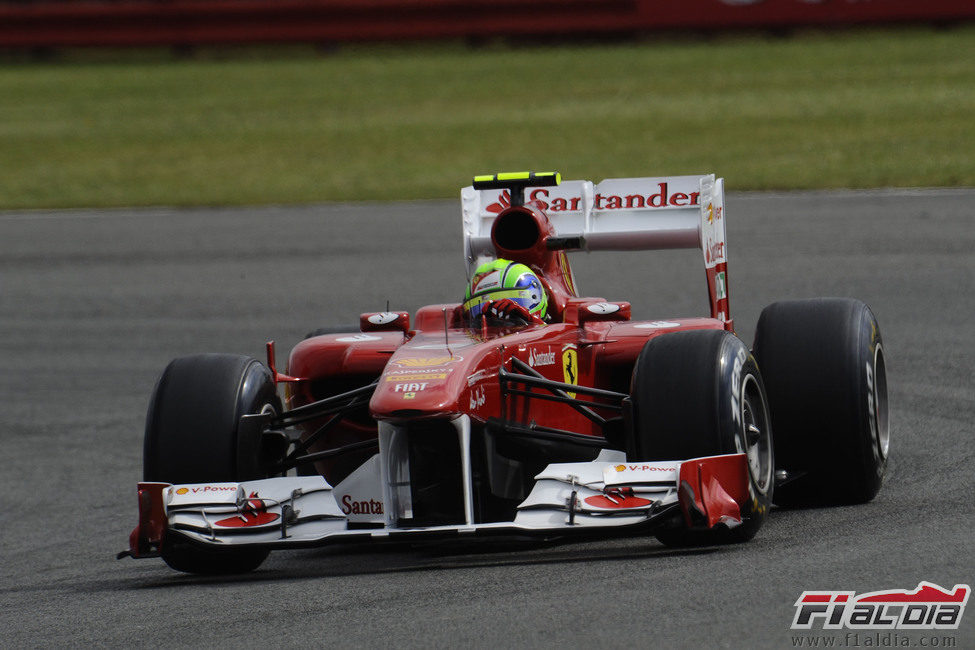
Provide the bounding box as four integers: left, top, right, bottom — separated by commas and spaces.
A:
754, 298, 887, 506
144, 354, 278, 484
629, 330, 773, 542
143, 354, 277, 574
851, 303, 887, 499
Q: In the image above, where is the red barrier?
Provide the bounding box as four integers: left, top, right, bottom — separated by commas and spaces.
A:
1, 0, 973, 49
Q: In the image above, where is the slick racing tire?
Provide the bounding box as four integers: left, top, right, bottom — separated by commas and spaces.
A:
144, 353, 280, 574
753, 298, 889, 507
628, 330, 773, 546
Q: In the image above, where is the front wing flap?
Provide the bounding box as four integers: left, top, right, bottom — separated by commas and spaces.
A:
121, 453, 749, 558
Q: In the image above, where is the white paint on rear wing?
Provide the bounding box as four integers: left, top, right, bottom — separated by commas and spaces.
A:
461, 173, 730, 323
462, 174, 723, 258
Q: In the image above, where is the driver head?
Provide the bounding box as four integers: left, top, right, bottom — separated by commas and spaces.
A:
463, 258, 548, 321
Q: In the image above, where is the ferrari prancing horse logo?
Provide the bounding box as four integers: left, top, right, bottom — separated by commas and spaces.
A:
562, 345, 578, 399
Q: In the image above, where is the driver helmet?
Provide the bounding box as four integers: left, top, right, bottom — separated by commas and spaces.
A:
463, 258, 548, 321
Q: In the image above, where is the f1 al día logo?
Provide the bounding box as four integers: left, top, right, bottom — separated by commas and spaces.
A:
792, 582, 970, 630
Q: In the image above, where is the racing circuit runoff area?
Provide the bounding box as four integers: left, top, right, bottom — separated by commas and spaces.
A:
0, 188, 972, 647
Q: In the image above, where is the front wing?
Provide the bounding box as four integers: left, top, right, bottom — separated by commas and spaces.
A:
121, 453, 750, 558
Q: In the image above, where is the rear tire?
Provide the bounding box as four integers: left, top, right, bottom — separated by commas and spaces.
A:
753, 298, 888, 506
628, 330, 773, 546
144, 353, 279, 574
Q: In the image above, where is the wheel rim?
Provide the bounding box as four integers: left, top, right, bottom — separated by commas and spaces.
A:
872, 344, 890, 461
740, 374, 773, 493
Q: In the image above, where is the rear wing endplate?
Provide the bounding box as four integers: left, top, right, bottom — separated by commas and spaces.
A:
461, 174, 731, 324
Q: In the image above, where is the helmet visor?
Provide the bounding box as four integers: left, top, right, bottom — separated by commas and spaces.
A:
463, 288, 539, 319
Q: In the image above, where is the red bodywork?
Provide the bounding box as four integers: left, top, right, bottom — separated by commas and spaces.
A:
121, 176, 764, 562
282, 198, 728, 486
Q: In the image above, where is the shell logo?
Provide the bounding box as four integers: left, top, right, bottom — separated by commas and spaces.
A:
175, 487, 189, 495
614, 465, 626, 472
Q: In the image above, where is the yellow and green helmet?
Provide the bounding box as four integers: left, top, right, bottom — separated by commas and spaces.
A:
463, 259, 548, 320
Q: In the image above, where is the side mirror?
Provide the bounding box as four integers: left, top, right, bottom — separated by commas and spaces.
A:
360, 311, 410, 334
563, 300, 631, 325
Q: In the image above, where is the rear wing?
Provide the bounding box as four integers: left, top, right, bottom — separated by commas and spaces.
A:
461, 174, 731, 324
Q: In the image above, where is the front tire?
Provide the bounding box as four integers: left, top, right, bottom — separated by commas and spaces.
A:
628, 329, 773, 546
144, 353, 279, 574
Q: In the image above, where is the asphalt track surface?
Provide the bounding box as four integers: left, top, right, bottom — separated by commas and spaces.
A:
1, 190, 972, 648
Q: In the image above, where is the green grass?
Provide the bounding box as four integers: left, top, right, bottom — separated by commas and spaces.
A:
1, 27, 973, 209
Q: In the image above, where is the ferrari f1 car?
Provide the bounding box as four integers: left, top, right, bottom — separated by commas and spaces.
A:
121, 172, 890, 574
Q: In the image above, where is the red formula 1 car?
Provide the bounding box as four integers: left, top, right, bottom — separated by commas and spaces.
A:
121, 172, 890, 574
